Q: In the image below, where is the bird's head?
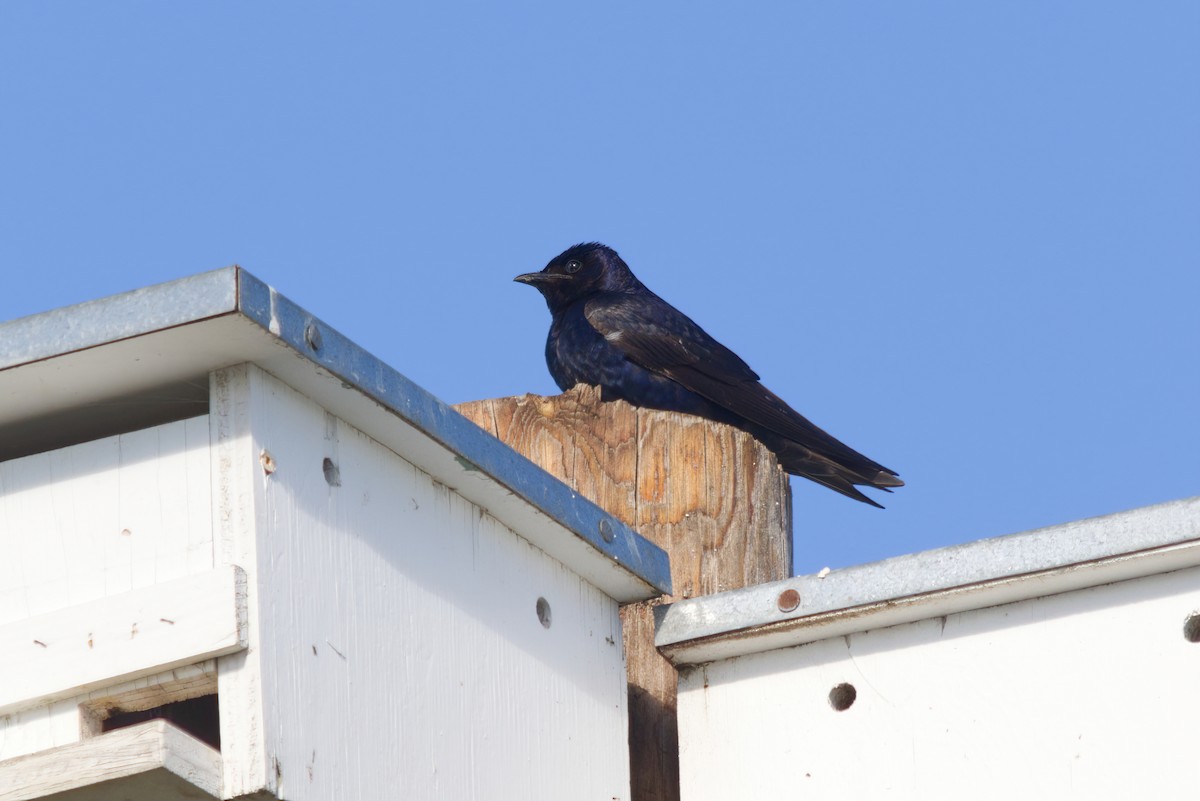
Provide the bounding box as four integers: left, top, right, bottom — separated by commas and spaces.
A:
515, 242, 644, 311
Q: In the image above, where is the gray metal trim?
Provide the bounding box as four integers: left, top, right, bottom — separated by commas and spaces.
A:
0, 268, 238, 369
233, 270, 671, 594
0, 267, 671, 597
657, 496, 1200, 661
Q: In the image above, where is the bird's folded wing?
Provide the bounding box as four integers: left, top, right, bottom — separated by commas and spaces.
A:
584, 292, 759, 380
584, 293, 892, 475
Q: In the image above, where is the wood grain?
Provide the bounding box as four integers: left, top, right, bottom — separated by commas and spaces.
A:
456, 384, 792, 801
0, 719, 221, 801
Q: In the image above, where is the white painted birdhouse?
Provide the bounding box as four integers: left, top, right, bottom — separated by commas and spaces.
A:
0, 268, 669, 800
657, 498, 1200, 800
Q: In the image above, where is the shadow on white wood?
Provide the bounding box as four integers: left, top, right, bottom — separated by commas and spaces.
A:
0, 416, 213, 627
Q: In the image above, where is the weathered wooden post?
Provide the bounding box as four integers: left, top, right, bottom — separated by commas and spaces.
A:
456, 384, 793, 801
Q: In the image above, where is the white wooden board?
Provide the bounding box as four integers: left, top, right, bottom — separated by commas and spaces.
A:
0, 698, 80, 765
212, 365, 630, 801
676, 565, 1200, 801
0, 416, 213, 626
0, 567, 245, 715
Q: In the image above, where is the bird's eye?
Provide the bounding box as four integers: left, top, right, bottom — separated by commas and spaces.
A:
564, 260, 582, 274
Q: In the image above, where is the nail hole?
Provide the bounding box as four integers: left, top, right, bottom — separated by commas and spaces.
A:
260, 450, 276, 475
829, 683, 856, 711
1184, 613, 1200, 643
536, 597, 552, 629
322, 457, 341, 487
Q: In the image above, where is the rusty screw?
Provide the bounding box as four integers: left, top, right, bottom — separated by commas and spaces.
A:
777, 588, 801, 613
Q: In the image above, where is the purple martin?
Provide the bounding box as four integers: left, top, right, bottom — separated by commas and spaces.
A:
515, 242, 903, 507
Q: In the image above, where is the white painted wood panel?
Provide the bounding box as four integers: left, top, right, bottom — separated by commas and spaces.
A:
213, 365, 630, 801
676, 566, 1200, 801
0, 567, 245, 715
0, 416, 213, 626
0, 699, 79, 765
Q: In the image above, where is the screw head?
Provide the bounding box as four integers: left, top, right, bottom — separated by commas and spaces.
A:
304, 323, 323, 352
777, 588, 801, 613
598, 518, 616, 544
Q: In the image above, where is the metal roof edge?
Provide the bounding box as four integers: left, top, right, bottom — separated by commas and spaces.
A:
657, 496, 1200, 664
0, 267, 670, 601
231, 268, 671, 598
0, 267, 239, 370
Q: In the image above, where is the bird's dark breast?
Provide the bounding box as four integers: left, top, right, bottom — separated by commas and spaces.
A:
545, 304, 736, 422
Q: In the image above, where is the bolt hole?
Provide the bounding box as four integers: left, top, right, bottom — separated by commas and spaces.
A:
1184, 613, 1200, 643
829, 682, 856, 711
322, 457, 341, 487
536, 597, 552, 629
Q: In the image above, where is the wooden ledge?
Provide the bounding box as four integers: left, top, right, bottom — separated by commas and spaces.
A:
0, 719, 220, 801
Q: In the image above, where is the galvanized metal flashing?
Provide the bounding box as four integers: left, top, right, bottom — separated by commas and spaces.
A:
0, 268, 240, 369
0, 267, 671, 601
657, 496, 1200, 664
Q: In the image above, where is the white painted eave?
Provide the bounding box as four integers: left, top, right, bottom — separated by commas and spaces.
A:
0, 267, 670, 602
657, 496, 1200, 664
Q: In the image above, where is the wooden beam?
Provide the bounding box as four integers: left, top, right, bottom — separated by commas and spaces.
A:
456, 385, 792, 801
0, 567, 246, 715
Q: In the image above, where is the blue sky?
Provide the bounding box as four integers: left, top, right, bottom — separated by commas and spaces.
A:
2, 3, 1196, 574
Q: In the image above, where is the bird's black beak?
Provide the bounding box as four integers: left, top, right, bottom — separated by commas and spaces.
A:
514, 271, 558, 286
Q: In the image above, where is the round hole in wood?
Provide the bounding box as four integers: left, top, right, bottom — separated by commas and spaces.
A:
536, 597, 552, 629
829, 682, 857, 711
1184, 613, 1200, 643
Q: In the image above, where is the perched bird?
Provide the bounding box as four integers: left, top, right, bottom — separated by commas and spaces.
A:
515, 242, 903, 507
